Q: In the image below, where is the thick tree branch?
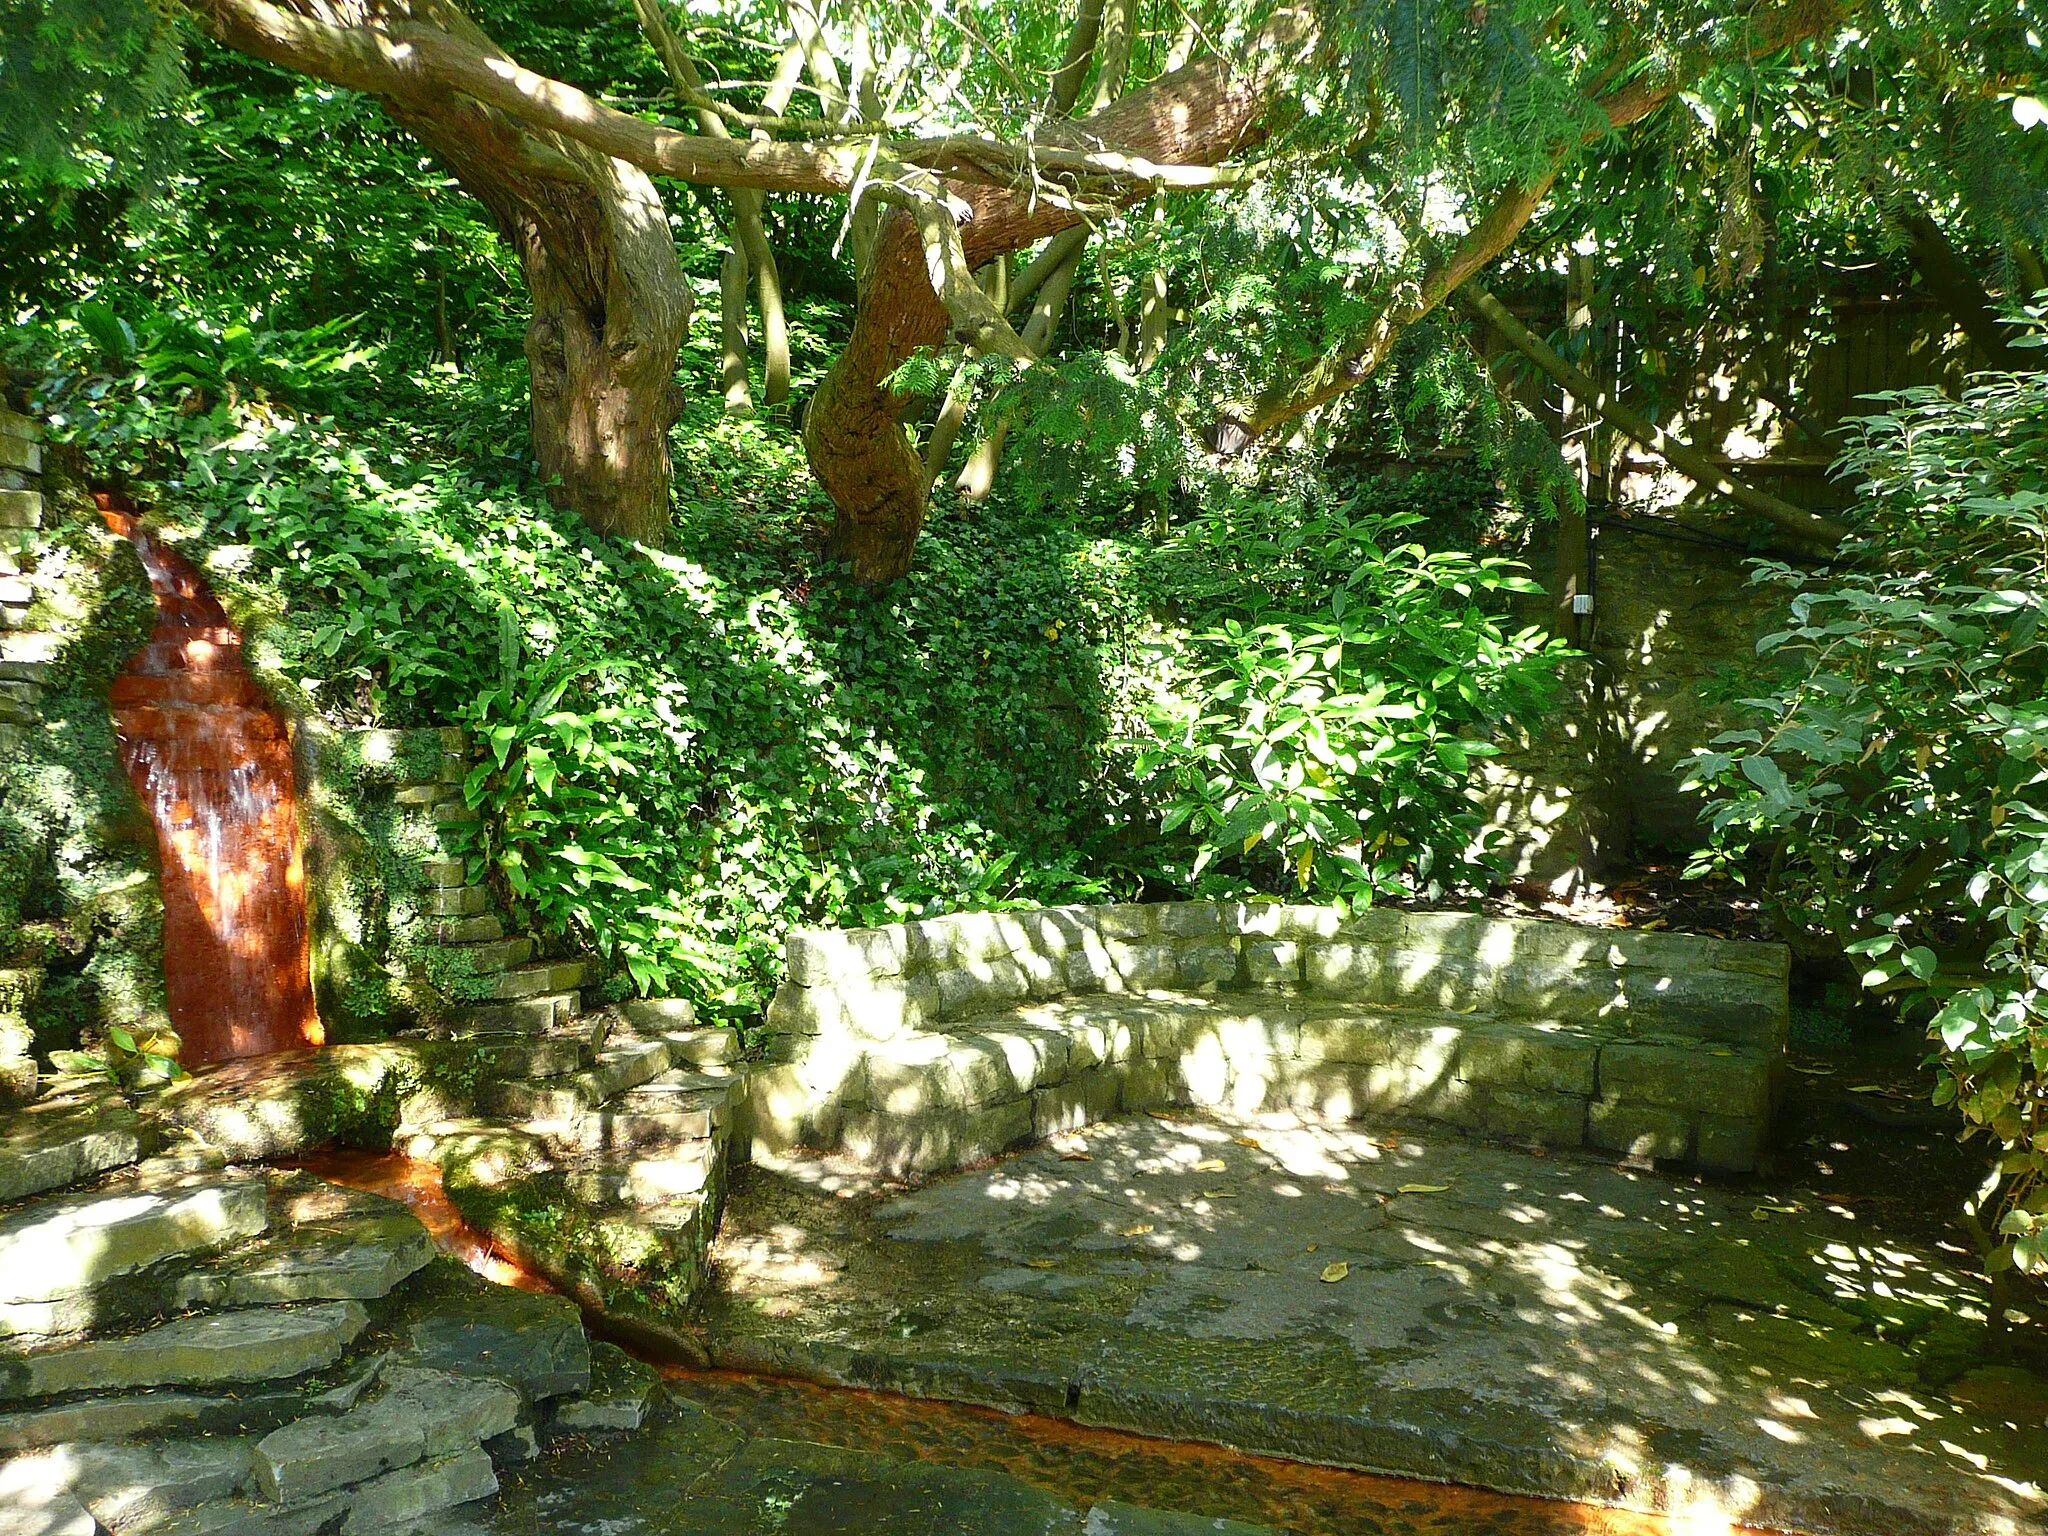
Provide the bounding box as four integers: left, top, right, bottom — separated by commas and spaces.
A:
1460, 282, 1846, 547
1230, 0, 1845, 445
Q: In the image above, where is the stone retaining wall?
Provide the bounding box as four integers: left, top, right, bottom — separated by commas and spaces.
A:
746, 902, 1790, 1175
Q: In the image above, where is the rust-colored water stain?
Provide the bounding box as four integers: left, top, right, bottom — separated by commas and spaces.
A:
657, 1367, 1751, 1536
99, 491, 319, 1064
284, 1147, 549, 1292
302, 1146, 1760, 1536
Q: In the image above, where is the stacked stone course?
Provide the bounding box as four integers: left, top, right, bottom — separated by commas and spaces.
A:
748, 901, 1790, 1176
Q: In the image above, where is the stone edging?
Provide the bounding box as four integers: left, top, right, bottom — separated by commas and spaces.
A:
743, 902, 1791, 1176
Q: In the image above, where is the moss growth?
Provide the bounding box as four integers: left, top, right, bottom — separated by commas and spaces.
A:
0, 474, 168, 1059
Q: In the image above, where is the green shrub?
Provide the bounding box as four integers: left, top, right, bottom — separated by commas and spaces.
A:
1685, 346, 2048, 1310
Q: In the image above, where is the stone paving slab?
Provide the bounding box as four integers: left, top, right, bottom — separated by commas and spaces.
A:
698, 1112, 2048, 1536
1, 1301, 369, 1400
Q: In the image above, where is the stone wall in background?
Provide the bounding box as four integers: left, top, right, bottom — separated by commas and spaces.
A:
1473, 526, 1787, 889
0, 393, 168, 1090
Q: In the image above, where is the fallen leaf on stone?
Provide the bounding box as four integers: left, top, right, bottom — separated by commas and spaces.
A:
1710, 1049, 1734, 1057
1194, 1158, 1227, 1172
1371, 1137, 1402, 1150
1320, 1261, 1350, 1283
1024, 1259, 1059, 1269
1235, 1136, 1262, 1148
1060, 1152, 1093, 1162
1305, 1243, 1319, 1252
1201, 1189, 1236, 1199
1120, 1223, 1154, 1237
1788, 1064, 1836, 1075
1751, 1202, 1801, 1220
1396, 1183, 1451, 1195
1847, 1085, 1889, 1094
1146, 1110, 1182, 1121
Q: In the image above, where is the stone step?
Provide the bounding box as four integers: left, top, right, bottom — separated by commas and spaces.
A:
1, 1301, 369, 1401
252, 1361, 518, 1504
2, 1198, 431, 1346
484, 1038, 673, 1121
528, 1075, 730, 1156
454, 1031, 590, 1080
481, 958, 597, 1002
423, 886, 490, 919
0, 1380, 335, 1453
2, 1434, 253, 1534
0, 1092, 155, 1205
438, 935, 533, 976
560, 1140, 719, 1207
442, 990, 583, 1037
428, 915, 504, 945
0, 1178, 271, 1309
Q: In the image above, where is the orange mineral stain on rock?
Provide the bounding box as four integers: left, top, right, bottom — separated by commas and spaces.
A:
100, 490, 320, 1064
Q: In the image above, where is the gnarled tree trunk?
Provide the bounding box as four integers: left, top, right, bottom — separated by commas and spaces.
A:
205, 0, 692, 544
807, 18, 1307, 583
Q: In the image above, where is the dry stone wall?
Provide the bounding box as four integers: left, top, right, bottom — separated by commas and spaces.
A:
746, 901, 1790, 1176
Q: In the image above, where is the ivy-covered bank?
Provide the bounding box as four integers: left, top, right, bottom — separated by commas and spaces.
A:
9, 316, 1563, 1028
0, 398, 169, 1078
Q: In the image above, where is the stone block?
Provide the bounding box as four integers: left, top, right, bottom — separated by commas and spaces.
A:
1452, 1024, 1600, 1097
1242, 940, 1301, 989
5, 1302, 370, 1401
973, 1023, 1072, 1091
933, 957, 1029, 1021
1587, 1099, 1694, 1163
391, 783, 454, 807
423, 886, 489, 918
1304, 942, 1388, 999
256, 1402, 423, 1503
547, 1342, 657, 1433
1053, 1006, 1138, 1071
789, 927, 906, 986
1062, 933, 1119, 994
1105, 941, 1178, 991
0, 410, 42, 443
1696, 1113, 1766, 1172
0, 1179, 270, 1304
381, 1362, 522, 1457
838, 1098, 1033, 1177
194, 1210, 435, 1309
1597, 1041, 1771, 1119
0, 437, 39, 474
1011, 946, 1065, 1001
443, 936, 533, 975
622, 997, 697, 1034
1233, 903, 1344, 942
1293, 1010, 1398, 1066
339, 1447, 496, 1535
23, 1437, 252, 1533
1157, 902, 1226, 938
1376, 948, 1490, 1012
1093, 904, 1160, 940
405, 1288, 590, 1401
1483, 1088, 1590, 1145
421, 858, 469, 888
1119, 1057, 1189, 1113
428, 915, 504, 945
763, 984, 842, 1039
1175, 939, 1240, 990
948, 912, 1017, 965
1032, 1067, 1122, 1139
480, 959, 594, 1001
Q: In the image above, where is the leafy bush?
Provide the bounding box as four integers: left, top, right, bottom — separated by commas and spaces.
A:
1136, 499, 1565, 900
1685, 351, 2048, 1307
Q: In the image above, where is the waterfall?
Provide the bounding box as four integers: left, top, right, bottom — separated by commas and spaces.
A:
100, 492, 320, 1063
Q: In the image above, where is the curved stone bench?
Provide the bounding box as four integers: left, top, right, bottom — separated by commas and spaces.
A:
744, 902, 1789, 1177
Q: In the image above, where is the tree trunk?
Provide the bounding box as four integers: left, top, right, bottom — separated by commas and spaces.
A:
415, 109, 692, 543
1890, 201, 2029, 372
808, 14, 1309, 582
209, 0, 692, 544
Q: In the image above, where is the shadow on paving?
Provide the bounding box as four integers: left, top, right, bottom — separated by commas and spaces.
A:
690, 1112, 2048, 1536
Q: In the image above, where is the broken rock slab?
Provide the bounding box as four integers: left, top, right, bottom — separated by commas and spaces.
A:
548, 1341, 659, 1433
0, 1178, 269, 1306
405, 1288, 589, 1402
0, 1091, 153, 1206
1, 1301, 369, 1401
1, 1436, 255, 1533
